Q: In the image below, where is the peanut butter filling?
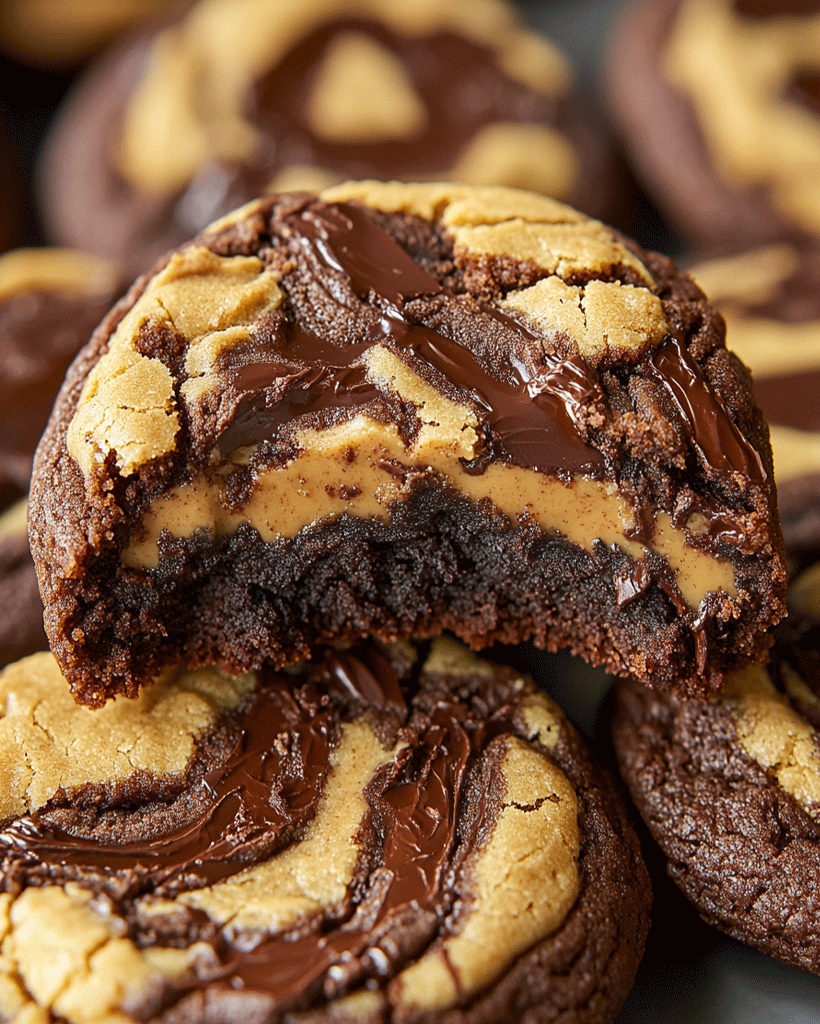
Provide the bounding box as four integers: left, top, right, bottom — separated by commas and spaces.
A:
122, 409, 736, 608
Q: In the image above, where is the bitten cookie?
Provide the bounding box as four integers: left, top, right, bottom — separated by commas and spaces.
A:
0, 638, 651, 1023
613, 560, 820, 974
38, 0, 616, 276
30, 182, 786, 706
691, 242, 820, 552
606, 0, 820, 248
0, 247, 121, 506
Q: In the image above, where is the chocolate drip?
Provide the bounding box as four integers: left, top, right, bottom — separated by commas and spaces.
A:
221, 200, 606, 475
647, 336, 767, 484
754, 368, 820, 432
0, 677, 333, 893
1, 648, 522, 1012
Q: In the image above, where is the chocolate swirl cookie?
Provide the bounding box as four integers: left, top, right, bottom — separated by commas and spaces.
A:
37, 0, 615, 276
0, 639, 650, 1023
30, 182, 785, 706
691, 242, 820, 552
613, 560, 820, 973
606, 0, 820, 248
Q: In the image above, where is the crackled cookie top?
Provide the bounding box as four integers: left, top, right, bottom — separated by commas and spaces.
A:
663, 0, 820, 237
0, 639, 648, 1024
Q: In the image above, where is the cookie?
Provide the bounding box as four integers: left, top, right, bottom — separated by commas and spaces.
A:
37, 0, 616, 276
0, 498, 47, 667
606, 0, 820, 249
0, 0, 165, 67
0, 247, 121, 505
29, 182, 786, 706
613, 559, 820, 973
691, 242, 820, 552
0, 637, 651, 1023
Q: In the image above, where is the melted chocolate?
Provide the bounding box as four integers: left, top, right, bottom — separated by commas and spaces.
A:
1, 681, 332, 894
221, 200, 606, 476
754, 368, 820, 432
647, 335, 767, 484
1, 647, 524, 1012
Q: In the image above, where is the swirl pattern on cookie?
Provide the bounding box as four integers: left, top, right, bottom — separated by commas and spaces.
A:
0, 639, 650, 1023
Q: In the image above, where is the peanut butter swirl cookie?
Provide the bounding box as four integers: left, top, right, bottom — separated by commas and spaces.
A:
607, 0, 820, 248
30, 183, 785, 705
38, 0, 616, 277
0, 639, 650, 1024
613, 560, 820, 973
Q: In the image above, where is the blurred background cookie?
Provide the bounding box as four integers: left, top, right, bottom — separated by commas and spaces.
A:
38, 0, 619, 276
606, 0, 820, 249
613, 559, 820, 974
0, 247, 121, 505
0, 499, 47, 667
0, 0, 168, 69
690, 242, 820, 553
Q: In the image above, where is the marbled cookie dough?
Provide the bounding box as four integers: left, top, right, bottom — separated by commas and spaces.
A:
0, 639, 651, 1024
30, 182, 785, 705
38, 0, 617, 276
613, 560, 820, 973
606, 0, 820, 248
691, 242, 820, 551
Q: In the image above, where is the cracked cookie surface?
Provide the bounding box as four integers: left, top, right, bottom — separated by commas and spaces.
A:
613, 559, 820, 973
0, 638, 650, 1024
30, 182, 785, 705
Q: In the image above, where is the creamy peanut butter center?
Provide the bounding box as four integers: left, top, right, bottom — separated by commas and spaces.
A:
123, 412, 735, 607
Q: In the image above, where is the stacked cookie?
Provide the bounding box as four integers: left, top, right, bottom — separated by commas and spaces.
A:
0, 177, 789, 1021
